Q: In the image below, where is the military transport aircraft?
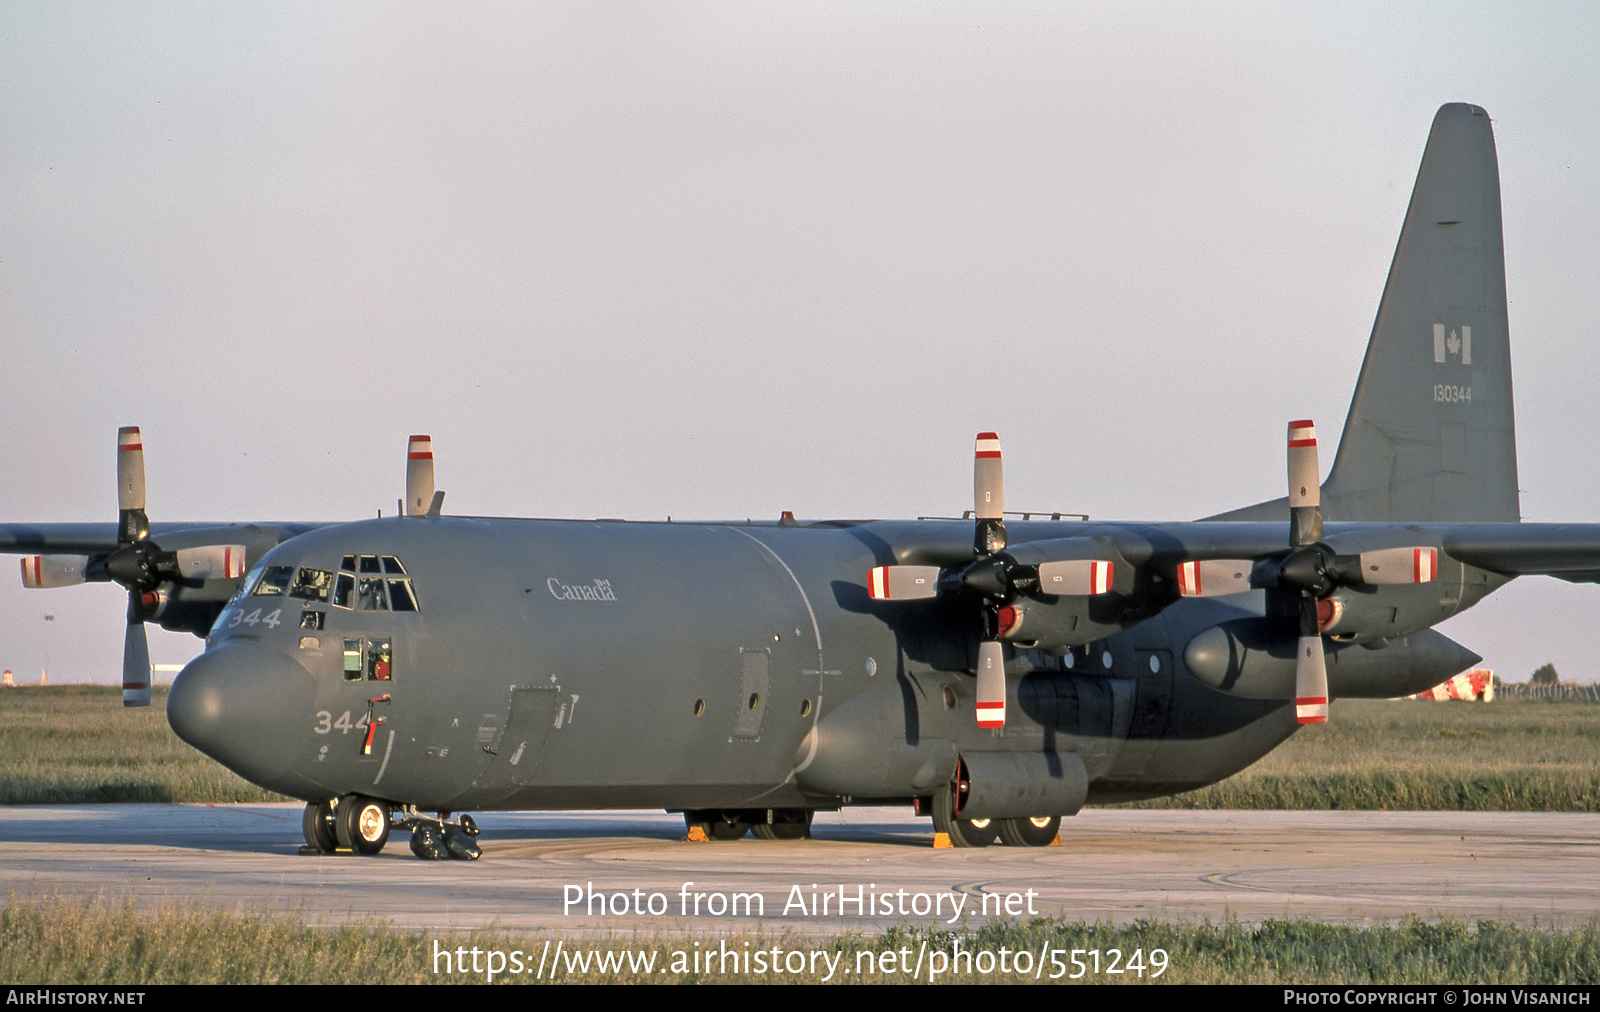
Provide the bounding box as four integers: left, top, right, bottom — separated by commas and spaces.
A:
7, 103, 1599, 857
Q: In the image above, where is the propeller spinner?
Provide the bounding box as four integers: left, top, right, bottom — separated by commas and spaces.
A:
866, 433, 1114, 729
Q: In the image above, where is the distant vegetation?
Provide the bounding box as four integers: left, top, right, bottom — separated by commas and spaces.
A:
1119, 697, 1600, 811
0, 686, 283, 804
1531, 662, 1561, 686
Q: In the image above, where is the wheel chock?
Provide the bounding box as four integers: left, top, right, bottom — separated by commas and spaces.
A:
933, 832, 952, 848
686, 826, 711, 843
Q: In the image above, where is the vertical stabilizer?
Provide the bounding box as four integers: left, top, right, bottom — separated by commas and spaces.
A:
1212, 104, 1520, 524
1323, 103, 1519, 522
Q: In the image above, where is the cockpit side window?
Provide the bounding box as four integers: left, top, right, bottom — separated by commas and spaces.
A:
252, 566, 295, 597
290, 567, 334, 603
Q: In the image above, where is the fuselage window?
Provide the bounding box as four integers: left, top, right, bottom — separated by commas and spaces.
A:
359, 555, 383, 574
333, 573, 355, 609
290, 567, 334, 603
381, 556, 407, 575
368, 638, 392, 680
252, 566, 294, 597
343, 639, 363, 681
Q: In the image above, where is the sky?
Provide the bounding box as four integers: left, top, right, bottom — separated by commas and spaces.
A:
3, 3, 1599, 687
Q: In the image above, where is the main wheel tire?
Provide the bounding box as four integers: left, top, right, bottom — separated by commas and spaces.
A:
751, 810, 813, 840
302, 800, 337, 854
709, 819, 749, 841
932, 785, 998, 848
998, 815, 1061, 847
335, 795, 391, 855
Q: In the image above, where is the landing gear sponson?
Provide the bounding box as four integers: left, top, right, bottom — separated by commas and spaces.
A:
301, 796, 481, 860
680, 801, 1060, 847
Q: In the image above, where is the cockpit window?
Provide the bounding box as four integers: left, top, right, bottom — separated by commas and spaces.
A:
252, 566, 295, 597
326, 555, 419, 611
356, 577, 388, 611
388, 580, 418, 611
289, 567, 334, 603
231, 564, 265, 605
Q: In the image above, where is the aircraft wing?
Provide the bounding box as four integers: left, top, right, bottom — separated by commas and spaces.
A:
0, 521, 324, 556
1438, 523, 1600, 583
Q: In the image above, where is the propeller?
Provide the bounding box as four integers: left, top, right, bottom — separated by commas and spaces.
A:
1175, 420, 1438, 724
866, 432, 1115, 729
19, 427, 246, 706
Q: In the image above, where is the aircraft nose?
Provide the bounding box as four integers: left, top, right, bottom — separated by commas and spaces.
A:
168, 641, 316, 794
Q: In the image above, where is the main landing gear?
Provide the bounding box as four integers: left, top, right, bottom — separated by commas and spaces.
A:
683, 808, 815, 841
926, 775, 1062, 848
300, 796, 481, 860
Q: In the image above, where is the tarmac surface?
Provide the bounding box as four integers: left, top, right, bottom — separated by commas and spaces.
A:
2, 805, 1596, 935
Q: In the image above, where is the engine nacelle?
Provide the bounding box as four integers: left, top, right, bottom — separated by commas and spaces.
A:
1183, 618, 1480, 699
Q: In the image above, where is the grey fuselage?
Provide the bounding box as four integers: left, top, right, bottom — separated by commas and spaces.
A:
167, 513, 1488, 814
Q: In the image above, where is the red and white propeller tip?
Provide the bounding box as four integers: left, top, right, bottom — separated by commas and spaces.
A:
1176, 560, 1251, 598
1286, 419, 1319, 508
406, 435, 435, 516
117, 426, 146, 513
1037, 559, 1113, 596
1295, 635, 1328, 724
976, 640, 1005, 729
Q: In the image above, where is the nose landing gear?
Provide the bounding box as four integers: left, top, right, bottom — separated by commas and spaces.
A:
299, 797, 481, 859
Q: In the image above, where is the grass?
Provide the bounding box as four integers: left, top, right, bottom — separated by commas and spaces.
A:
1115, 697, 1600, 811
2, 687, 1596, 811
0, 685, 285, 803
3, 896, 1596, 984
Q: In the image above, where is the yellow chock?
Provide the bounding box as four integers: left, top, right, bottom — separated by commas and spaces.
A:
1049, 834, 1062, 846
933, 832, 953, 848
686, 827, 710, 843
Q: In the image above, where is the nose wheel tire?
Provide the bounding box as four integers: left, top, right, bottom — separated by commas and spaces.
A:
998, 815, 1061, 847
335, 795, 391, 855
301, 800, 337, 854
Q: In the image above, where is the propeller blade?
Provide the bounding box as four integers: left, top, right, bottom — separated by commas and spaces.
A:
973, 432, 1005, 555
1176, 559, 1253, 597
123, 607, 151, 708
174, 545, 249, 581
867, 565, 941, 601
406, 435, 434, 517
1357, 546, 1438, 584
1294, 595, 1328, 724
975, 639, 1005, 729
1294, 633, 1328, 724
117, 426, 149, 543
1037, 559, 1113, 596
20, 555, 91, 589
1286, 419, 1322, 548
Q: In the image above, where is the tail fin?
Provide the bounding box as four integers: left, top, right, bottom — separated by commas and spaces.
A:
1217, 103, 1520, 523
